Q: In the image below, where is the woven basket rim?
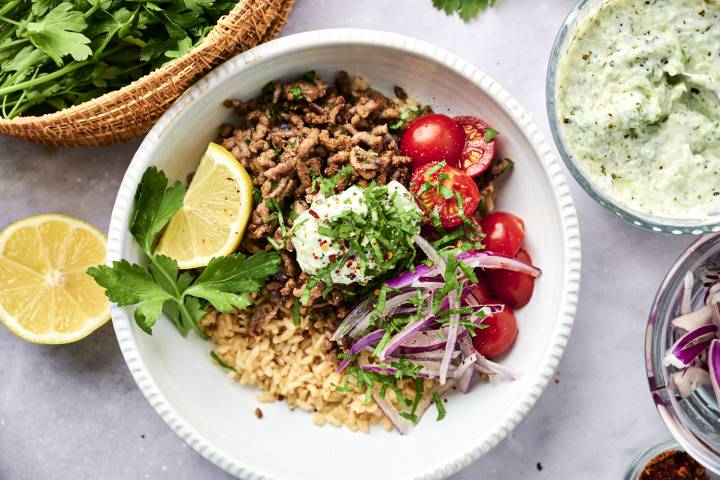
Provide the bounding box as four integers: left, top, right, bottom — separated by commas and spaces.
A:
0, 0, 292, 127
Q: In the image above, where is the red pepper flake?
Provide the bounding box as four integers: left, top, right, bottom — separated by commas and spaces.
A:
640, 450, 708, 480
308, 209, 319, 219
328, 254, 337, 263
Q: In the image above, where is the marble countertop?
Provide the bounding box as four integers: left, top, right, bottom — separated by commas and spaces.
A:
0, 1, 695, 478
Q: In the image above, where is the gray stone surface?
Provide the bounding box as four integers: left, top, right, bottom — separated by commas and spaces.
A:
0, 0, 694, 478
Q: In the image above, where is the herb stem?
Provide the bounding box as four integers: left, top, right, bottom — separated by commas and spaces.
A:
0, 60, 91, 97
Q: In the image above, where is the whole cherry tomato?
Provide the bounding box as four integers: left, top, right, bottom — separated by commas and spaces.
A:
485, 249, 536, 309
410, 162, 480, 228
472, 304, 518, 359
481, 211, 525, 257
401, 114, 465, 170
454, 116, 497, 177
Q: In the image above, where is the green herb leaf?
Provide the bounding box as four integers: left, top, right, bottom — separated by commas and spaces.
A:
289, 85, 302, 100
431, 0, 496, 22
88, 260, 173, 334
130, 167, 186, 256
432, 391, 447, 420
210, 350, 237, 371
26, 2, 92, 65
484, 127, 499, 143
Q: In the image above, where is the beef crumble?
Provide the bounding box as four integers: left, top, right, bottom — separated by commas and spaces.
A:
217, 71, 427, 311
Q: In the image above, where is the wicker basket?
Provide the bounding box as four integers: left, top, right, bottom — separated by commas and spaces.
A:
0, 0, 295, 147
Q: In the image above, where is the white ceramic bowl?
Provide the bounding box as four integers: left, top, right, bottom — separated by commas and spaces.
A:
108, 29, 581, 480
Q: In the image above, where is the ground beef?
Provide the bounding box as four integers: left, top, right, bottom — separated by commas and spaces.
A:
217, 72, 425, 311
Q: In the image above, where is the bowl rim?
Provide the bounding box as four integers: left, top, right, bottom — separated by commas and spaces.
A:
646, 233, 720, 474
546, 0, 720, 235
108, 28, 582, 480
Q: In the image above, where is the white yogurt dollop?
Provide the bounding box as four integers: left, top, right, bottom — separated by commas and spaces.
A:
291, 181, 419, 285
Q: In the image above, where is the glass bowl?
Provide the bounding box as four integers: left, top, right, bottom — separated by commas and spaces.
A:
546, 0, 720, 235
624, 438, 681, 480
647, 234, 720, 474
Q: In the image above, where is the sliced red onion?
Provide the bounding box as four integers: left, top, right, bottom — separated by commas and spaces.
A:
709, 340, 720, 407
705, 282, 720, 306
475, 354, 519, 381
670, 304, 715, 331
453, 352, 478, 380
681, 271, 694, 315
377, 312, 436, 360
331, 298, 375, 341
399, 328, 467, 353
439, 291, 460, 385
664, 324, 717, 368
336, 329, 385, 373
457, 251, 541, 278
670, 366, 711, 399
458, 363, 474, 393
372, 391, 411, 435
413, 234, 446, 271
347, 290, 424, 339
384, 264, 436, 289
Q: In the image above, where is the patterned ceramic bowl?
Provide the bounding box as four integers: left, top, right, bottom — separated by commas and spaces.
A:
108, 29, 581, 480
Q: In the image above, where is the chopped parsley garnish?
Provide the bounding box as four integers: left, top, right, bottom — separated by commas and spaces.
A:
484, 127, 500, 143
292, 297, 301, 326
261, 81, 275, 96
210, 351, 236, 371
432, 392, 446, 421
289, 85, 303, 100
390, 106, 422, 130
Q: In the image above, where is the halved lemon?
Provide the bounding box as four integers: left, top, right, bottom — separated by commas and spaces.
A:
156, 142, 253, 269
0, 214, 110, 344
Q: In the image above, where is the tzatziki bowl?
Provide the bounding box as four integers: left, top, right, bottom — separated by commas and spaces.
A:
547, 0, 720, 235
108, 29, 581, 480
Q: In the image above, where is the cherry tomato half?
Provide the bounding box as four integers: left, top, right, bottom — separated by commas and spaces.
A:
472, 304, 518, 359
481, 211, 525, 257
401, 114, 465, 170
486, 249, 536, 309
454, 116, 497, 177
410, 162, 480, 228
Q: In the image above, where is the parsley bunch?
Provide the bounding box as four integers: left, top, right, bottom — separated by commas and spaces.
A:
0, 0, 235, 118
88, 167, 281, 337
432, 0, 497, 22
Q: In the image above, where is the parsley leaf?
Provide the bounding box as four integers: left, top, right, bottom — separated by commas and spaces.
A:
484, 127, 500, 143
289, 85, 303, 100
432, 392, 447, 420
89, 166, 281, 336
26, 3, 93, 65
210, 350, 237, 371
431, 0, 497, 22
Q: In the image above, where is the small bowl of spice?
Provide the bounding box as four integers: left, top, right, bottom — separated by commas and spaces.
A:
625, 438, 711, 480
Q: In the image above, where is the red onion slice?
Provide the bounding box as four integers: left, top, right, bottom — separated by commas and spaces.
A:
457, 251, 542, 278
670, 304, 715, 332
664, 324, 717, 368
413, 234, 446, 271
331, 298, 375, 341
372, 391, 411, 435
346, 290, 425, 339
336, 329, 385, 373
681, 271, 694, 315
439, 291, 460, 385
670, 366, 711, 399
475, 354, 519, 381
383, 264, 437, 289
709, 340, 720, 407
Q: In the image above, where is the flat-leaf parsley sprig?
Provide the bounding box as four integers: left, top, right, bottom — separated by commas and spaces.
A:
88, 167, 281, 337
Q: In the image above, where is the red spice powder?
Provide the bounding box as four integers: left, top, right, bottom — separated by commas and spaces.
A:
639, 450, 708, 480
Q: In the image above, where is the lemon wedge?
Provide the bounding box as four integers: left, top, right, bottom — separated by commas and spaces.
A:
156, 142, 253, 269
0, 214, 110, 344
